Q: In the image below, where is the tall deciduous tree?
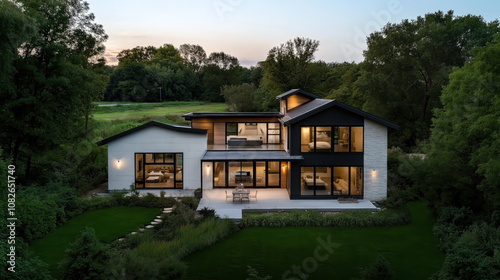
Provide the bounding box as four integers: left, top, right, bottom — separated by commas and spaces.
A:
200, 51, 242, 102
0, 0, 108, 181
221, 83, 261, 112
420, 34, 500, 212
261, 37, 320, 93
356, 11, 499, 147
116, 46, 157, 63
179, 44, 207, 73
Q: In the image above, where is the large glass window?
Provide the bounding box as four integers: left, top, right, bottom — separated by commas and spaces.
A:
255, 162, 266, 187
334, 127, 350, 152
241, 162, 254, 187
226, 123, 238, 141
135, 153, 183, 189
267, 161, 280, 187
226, 122, 281, 145
301, 126, 314, 152
350, 167, 363, 195
300, 167, 315, 196
301, 166, 332, 196
267, 123, 281, 144
315, 167, 332, 195
333, 167, 349, 195
315, 127, 331, 152
214, 162, 226, 187
228, 162, 241, 187
212, 160, 285, 188
303, 126, 362, 153
351, 127, 363, 152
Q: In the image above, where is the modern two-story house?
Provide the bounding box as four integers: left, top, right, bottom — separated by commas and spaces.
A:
97, 89, 398, 201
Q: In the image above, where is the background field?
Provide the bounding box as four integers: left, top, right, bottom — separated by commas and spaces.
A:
92, 101, 227, 121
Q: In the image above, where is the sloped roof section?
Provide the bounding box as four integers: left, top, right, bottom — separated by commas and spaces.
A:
275, 89, 321, 100
96, 121, 207, 146
183, 112, 282, 120
280, 99, 399, 129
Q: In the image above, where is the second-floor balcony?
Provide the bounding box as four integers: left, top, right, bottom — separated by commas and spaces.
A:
208, 143, 285, 151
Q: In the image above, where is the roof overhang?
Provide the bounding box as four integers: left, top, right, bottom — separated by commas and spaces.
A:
280, 99, 399, 130
183, 112, 282, 121
96, 121, 207, 146
276, 89, 321, 100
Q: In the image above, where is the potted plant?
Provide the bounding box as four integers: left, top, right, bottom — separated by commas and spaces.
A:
194, 188, 202, 199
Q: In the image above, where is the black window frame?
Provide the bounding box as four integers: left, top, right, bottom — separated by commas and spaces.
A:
135, 152, 183, 189
300, 165, 363, 197
300, 125, 364, 153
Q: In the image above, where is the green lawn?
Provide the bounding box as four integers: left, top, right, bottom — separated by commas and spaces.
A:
183, 202, 444, 280
30, 206, 161, 276
92, 101, 227, 121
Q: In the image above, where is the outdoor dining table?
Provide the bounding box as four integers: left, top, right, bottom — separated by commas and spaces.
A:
232, 189, 250, 203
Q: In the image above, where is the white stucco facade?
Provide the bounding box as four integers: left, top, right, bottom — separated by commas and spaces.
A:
363, 118, 388, 201
106, 126, 207, 192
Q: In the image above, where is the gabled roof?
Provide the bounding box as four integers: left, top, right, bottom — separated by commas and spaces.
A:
183, 112, 282, 120
275, 89, 321, 100
95, 121, 207, 146
280, 99, 400, 129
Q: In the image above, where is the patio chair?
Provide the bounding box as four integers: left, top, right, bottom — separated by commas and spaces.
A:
225, 190, 232, 202
250, 190, 258, 201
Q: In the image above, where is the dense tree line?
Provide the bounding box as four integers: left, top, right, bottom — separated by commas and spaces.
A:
0, 0, 108, 182
104, 44, 263, 103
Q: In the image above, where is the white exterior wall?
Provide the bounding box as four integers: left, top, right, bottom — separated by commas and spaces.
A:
107, 126, 207, 192
202, 162, 213, 189
363, 119, 388, 201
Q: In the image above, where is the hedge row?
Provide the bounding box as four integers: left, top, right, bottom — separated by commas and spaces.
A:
241, 208, 410, 228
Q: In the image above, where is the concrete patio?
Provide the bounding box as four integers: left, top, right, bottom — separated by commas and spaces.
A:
197, 189, 378, 219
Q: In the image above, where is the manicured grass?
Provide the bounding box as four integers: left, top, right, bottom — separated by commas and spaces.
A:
92, 101, 227, 121
183, 202, 444, 280
30, 206, 161, 276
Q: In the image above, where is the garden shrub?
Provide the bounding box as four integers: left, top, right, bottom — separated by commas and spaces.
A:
134, 193, 176, 208
0, 239, 52, 280
435, 223, 500, 279
179, 196, 199, 210
241, 208, 410, 228
16, 193, 58, 243
384, 189, 417, 209
360, 255, 393, 280
158, 257, 188, 280
198, 207, 216, 219
433, 206, 474, 252
59, 227, 110, 280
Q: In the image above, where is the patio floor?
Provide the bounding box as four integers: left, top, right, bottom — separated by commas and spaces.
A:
197, 189, 378, 219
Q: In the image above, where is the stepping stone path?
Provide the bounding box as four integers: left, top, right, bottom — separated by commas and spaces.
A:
117, 206, 174, 241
